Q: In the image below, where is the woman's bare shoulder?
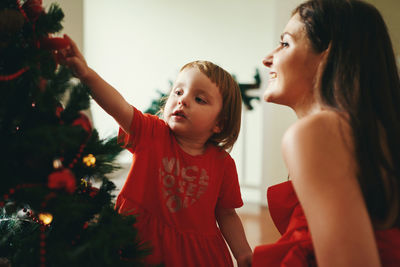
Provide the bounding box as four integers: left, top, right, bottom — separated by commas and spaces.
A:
283, 111, 380, 267
283, 110, 351, 150
281, 110, 356, 183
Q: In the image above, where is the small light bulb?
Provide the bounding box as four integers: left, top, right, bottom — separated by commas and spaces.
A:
53, 159, 63, 169
39, 213, 53, 225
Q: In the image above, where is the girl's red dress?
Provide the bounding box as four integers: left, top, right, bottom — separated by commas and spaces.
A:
253, 181, 400, 266
116, 107, 243, 267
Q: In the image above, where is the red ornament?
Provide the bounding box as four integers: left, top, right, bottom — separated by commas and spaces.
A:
72, 113, 92, 134
39, 37, 70, 50
89, 187, 99, 198
22, 0, 44, 22
48, 168, 76, 193
55, 103, 64, 118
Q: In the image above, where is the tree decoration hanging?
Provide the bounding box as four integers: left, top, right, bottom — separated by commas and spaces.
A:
83, 154, 96, 167
47, 167, 77, 193
237, 69, 261, 110
21, 0, 44, 22
0, 0, 69, 82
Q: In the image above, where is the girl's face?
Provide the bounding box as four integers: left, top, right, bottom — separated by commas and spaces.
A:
163, 67, 223, 144
262, 13, 323, 113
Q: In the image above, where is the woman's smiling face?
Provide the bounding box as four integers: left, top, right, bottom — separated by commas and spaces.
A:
262, 13, 324, 111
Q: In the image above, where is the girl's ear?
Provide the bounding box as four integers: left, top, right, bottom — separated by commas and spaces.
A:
212, 122, 222, 134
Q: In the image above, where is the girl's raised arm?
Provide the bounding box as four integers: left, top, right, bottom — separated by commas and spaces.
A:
60, 34, 133, 133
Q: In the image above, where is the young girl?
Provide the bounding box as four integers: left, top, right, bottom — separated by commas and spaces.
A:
253, 0, 400, 266
60, 35, 252, 267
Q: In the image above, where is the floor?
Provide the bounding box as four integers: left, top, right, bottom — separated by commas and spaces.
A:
232, 203, 281, 265
237, 203, 281, 250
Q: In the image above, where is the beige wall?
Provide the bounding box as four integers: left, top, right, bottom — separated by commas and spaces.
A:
43, 0, 399, 64
260, 0, 301, 195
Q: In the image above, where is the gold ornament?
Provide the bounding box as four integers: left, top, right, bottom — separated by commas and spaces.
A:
83, 154, 96, 167
38, 213, 53, 225
80, 178, 88, 187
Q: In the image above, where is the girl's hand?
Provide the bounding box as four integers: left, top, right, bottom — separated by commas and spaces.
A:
56, 34, 90, 80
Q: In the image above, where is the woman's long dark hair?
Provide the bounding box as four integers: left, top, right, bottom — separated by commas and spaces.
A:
295, 0, 400, 228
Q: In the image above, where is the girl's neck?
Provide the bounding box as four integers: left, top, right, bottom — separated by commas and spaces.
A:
174, 135, 208, 156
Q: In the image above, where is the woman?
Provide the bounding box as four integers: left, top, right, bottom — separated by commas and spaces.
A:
253, 0, 400, 266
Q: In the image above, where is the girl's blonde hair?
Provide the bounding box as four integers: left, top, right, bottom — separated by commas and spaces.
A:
162, 60, 242, 151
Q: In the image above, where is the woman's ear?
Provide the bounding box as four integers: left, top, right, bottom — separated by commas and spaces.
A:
314, 44, 331, 88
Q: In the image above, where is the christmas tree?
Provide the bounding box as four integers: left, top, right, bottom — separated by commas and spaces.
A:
0, 0, 148, 266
